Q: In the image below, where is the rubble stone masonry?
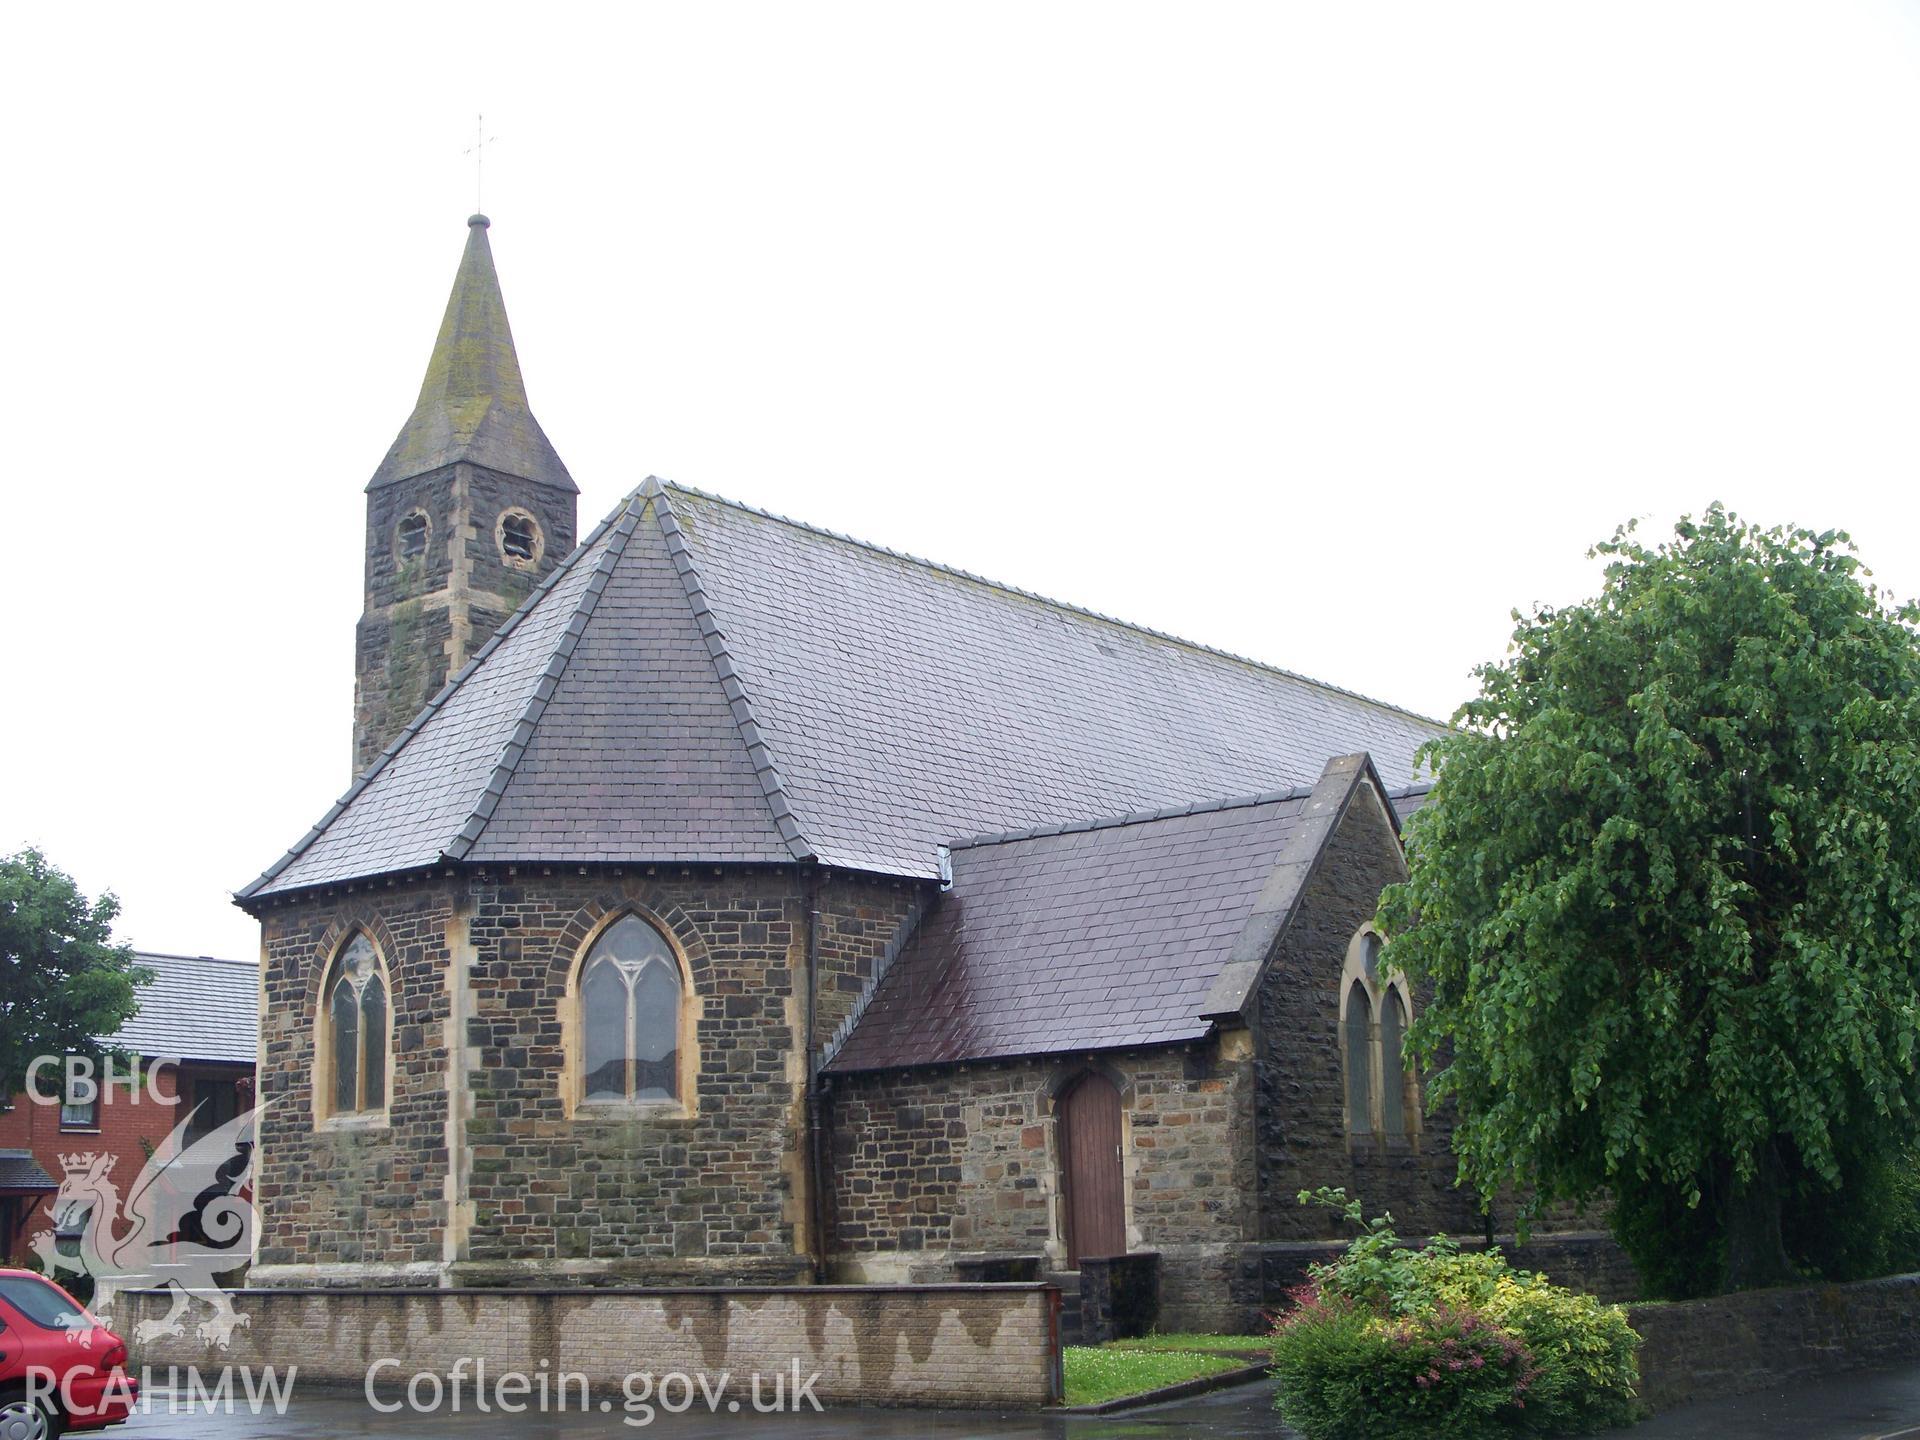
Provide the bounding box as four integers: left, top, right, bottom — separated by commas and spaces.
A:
823, 1041, 1255, 1332
248, 867, 926, 1287
1254, 786, 1483, 1241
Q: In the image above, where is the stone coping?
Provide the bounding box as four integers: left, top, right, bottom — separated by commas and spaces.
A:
123, 1281, 1058, 1298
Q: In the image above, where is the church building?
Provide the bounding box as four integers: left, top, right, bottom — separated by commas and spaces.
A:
239, 216, 1545, 1331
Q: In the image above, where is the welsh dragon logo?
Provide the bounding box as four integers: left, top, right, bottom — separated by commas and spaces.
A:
31, 1102, 262, 1348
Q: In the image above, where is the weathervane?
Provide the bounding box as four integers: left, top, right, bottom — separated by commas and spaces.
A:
463, 114, 499, 213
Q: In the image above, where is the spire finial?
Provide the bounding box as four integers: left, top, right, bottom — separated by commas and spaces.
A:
463, 114, 498, 214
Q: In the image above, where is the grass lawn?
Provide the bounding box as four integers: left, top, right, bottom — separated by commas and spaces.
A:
1062, 1335, 1267, 1406
1103, 1331, 1275, 1356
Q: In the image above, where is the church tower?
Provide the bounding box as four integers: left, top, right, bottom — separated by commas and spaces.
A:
353, 215, 579, 773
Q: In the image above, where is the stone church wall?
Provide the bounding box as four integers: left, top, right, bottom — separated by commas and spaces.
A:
253, 883, 458, 1283
822, 1039, 1255, 1332
812, 878, 927, 1050
455, 870, 813, 1284
1254, 786, 1484, 1242
1246, 784, 1634, 1305
248, 866, 935, 1289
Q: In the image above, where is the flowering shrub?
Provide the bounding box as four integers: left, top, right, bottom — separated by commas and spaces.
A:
1271, 1291, 1535, 1440
1473, 1278, 1638, 1433
1271, 1190, 1639, 1438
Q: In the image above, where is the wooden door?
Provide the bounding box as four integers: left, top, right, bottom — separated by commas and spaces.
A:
1060, 1072, 1125, 1266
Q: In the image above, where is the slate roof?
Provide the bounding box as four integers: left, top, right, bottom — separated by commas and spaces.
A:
0, 1151, 55, 1195
369, 216, 575, 493
113, 953, 258, 1065
824, 789, 1313, 1072
243, 480, 1440, 900
1389, 782, 1434, 825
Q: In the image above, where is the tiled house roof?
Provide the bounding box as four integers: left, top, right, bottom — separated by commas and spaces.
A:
114, 953, 258, 1065
0, 1151, 55, 1195
243, 481, 1440, 900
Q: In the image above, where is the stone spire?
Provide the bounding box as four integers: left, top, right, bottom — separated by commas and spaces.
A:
351, 215, 580, 775
368, 215, 576, 493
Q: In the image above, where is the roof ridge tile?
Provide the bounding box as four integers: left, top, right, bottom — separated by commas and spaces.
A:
947, 783, 1315, 852
132, 951, 255, 966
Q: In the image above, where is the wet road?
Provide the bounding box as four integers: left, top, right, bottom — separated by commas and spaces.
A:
116, 1374, 1277, 1439
107, 1365, 1920, 1438
1630, 1364, 1920, 1439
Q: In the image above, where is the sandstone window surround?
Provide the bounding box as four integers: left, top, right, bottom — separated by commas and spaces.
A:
394, 508, 430, 563
566, 910, 698, 1118
1339, 927, 1420, 1144
496, 507, 543, 568
315, 931, 393, 1131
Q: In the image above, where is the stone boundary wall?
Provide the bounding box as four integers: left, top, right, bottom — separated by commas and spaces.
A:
116, 1284, 1062, 1410
1629, 1272, 1920, 1411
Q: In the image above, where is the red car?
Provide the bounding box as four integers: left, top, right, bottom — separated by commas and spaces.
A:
0, 1270, 137, 1437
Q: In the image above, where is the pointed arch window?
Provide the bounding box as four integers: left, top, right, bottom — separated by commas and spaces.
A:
580, 914, 683, 1104
1341, 928, 1419, 1141
1380, 989, 1408, 1137
1343, 981, 1374, 1135
323, 933, 388, 1118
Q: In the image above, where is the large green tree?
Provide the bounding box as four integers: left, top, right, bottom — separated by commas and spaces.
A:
0, 848, 151, 1098
1380, 506, 1920, 1292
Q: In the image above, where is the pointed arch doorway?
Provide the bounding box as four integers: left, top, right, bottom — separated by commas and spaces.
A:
1059, 1071, 1125, 1266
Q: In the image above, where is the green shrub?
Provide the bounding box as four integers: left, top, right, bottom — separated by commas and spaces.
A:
1274, 1190, 1639, 1437
1271, 1292, 1535, 1440
1441, 1272, 1638, 1433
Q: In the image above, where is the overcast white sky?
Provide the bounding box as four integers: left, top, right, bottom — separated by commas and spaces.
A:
5, 2, 1919, 962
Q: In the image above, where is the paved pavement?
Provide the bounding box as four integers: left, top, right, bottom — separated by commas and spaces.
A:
104, 1364, 1920, 1438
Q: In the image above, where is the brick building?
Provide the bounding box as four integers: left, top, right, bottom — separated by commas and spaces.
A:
238, 216, 1612, 1328
0, 952, 256, 1260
